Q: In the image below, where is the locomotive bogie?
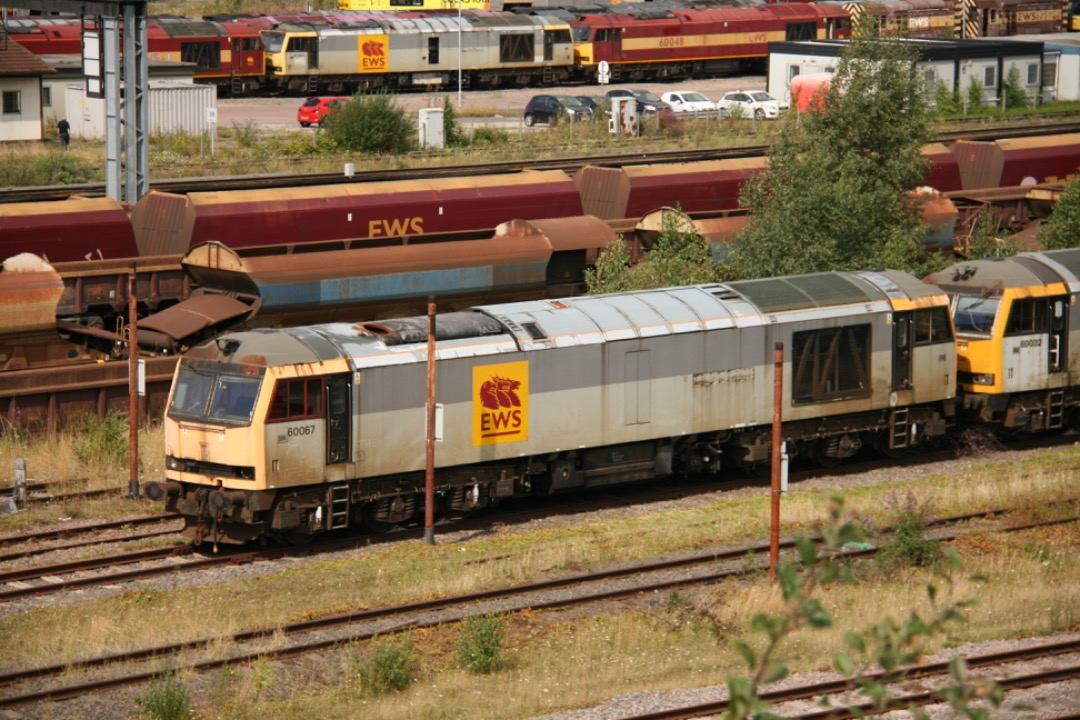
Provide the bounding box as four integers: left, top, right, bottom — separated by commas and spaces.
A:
153, 270, 958, 545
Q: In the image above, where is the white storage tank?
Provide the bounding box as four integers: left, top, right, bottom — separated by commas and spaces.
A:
63, 82, 217, 139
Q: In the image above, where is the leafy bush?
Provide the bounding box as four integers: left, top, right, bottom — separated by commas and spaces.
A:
1003, 65, 1028, 111
136, 673, 191, 720
966, 77, 986, 114
1038, 175, 1080, 250
228, 120, 261, 149
442, 96, 465, 147
470, 126, 511, 147
353, 635, 416, 695
0, 149, 100, 186
456, 613, 506, 674
877, 490, 942, 569
322, 94, 416, 154
72, 412, 128, 467
934, 79, 962, 117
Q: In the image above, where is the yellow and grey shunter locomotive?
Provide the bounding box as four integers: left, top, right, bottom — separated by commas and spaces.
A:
925, 248, 1080, 434
147, 270, 957, 545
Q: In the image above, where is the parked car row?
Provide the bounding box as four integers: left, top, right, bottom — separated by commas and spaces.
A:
522, 87, 789, 125
662, 89, 790, 119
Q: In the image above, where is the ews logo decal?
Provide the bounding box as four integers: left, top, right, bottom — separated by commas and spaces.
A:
472, 361, 528, 445
359, 35, 389, 73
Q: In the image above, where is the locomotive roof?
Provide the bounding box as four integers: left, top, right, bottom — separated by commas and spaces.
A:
191, 271, 942, 370
924, 249, 1080, 293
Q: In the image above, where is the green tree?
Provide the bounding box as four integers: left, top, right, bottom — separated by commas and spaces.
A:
934, 79, 962, 117
1037, 175, 1080, 250
442, 95, 465, 147
966, 77, 986, 115
727, 31, 933, 280
584, 207, 721, 293
322, 93, 416, 154
964, 204, 1022, 259
1002, 65, 1028, 111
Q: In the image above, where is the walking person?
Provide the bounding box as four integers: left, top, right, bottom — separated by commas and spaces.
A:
57, 117, 70, 148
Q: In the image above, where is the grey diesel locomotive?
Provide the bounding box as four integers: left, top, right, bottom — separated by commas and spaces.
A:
147, 270, 956, 545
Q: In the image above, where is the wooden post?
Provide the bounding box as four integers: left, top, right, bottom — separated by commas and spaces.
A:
770, 341, 783, 582
128, 263, 139, 500
424, 297, 437, 545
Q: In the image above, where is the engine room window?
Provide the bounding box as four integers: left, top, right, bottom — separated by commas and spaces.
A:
1005, 297, 1049, 336
180, 41, 221, 71
499, 33, 535, 63
792, 324, 871, 405
268, 377, 324, 422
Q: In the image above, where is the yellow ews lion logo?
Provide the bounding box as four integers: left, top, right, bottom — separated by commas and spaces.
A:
359, 35, 389, 73
472, 361, 528, 446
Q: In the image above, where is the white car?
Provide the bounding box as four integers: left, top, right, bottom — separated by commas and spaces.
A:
717, 90, 788, 120
660, 90, 718, 115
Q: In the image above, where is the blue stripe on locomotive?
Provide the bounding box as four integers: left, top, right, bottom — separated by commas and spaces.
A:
257, 262, 551, 309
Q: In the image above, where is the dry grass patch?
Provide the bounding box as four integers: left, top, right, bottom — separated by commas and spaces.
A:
1, 448, 1077, 679
148, 520, 1080, 720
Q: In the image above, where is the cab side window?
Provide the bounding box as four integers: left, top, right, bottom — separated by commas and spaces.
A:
267, 378, 323, 422
913, 307, 953, 344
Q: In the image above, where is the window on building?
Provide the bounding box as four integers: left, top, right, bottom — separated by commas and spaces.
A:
42, 86, 51, 108
1027, 63, 1040, 85
1043, 61, 1057, 88
2, 91, 21, 114
984, 66, 996, 88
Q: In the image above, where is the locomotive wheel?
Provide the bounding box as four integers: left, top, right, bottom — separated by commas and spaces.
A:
283, 531, 313, 546
359, 495, 417, 533
524, 113, 536, 127
809, 439, 843, 468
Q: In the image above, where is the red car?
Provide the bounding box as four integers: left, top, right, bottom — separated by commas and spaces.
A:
297, 96, 349, 127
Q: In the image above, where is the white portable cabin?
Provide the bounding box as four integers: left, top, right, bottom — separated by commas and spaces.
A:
766, 38, 1045, 109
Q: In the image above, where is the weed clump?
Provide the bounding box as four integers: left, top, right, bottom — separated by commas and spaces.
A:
136, 673, 191, 720
878, 490, 942, 569
351, 635, 416, 695
72, 412, 128, 467
456, 613, 506, 674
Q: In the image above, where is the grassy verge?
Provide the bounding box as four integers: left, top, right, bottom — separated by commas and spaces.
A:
0, 422, 166, 533
2, 447, 1077, 719
12, 100, 1080, 188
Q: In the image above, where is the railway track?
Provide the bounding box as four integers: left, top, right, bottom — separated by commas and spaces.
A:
613, 644, 1080, 720
0, 507, 1074, 709
3, 119, 1080, 204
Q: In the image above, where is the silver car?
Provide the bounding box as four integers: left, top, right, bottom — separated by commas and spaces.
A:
717, 90, 788, 120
